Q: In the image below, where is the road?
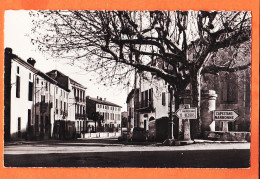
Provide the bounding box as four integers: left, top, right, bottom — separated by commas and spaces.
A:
4, 138, 250, 168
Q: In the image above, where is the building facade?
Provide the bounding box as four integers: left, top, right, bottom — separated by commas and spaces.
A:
4, 48, 73, 140
126, 75, 175, 141
127, 68, 251, 141
86, 96, 122, 132
46, 70, 87, 136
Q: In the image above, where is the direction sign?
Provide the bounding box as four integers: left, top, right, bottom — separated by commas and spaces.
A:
175, 108, 197, 119
214, 110, 239, 121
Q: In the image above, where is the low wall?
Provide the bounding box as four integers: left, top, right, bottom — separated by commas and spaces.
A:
204, 131, 251, 142
81, 132, 121, 138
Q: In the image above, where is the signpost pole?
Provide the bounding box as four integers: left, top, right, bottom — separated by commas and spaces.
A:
222, 121, 229, 132
175, 104, 197, 144
213, 110, 239, 132
183, 119, 191, 140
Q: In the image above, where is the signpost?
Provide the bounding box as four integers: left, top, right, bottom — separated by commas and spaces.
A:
176, 107, 197, 120
214, 110, 239, 121
213, 110, 239, 132
175, 105, 197, 141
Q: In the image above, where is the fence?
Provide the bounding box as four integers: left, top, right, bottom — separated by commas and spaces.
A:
81, 132, 121, 138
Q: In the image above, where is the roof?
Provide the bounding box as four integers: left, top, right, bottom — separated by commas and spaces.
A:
47, 70, 87, 89
86, 96, 122, 108
11, 55, 38, 73
7, 49, 70, 92
126, 88, 139, 103
70, 78, 86, 89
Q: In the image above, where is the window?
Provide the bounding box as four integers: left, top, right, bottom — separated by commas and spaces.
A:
16, 76, 20, 98
145, 90, 148, 107
17, 66, 19, 74
41, 95, 45, 103
162, 92, 166, 106
56, 99, 58, 108
56, 87, 58, 94
29, 73, 31, 79
46, 82, 48, 91
18, 117, 21, 137
28, 82, 33, 101
36, 78, 39, 84
141, 89, 153, 108
28, 109, 31, 126
80, 91, 82, 100
64, 102, 66, 111
149, 88, 153, 106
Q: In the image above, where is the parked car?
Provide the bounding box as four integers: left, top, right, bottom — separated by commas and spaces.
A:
130, 127, 148, 142
118, 128, 131, 141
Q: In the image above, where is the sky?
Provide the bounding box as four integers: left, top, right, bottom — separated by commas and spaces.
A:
4, 10, 128, 111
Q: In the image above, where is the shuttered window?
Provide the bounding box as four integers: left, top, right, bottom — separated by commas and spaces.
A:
28, 82, 33, 101
162, 92, 166, 106
16, 76, 20, 98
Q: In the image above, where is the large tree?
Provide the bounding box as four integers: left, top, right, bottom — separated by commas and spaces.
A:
31, 10, 251, 138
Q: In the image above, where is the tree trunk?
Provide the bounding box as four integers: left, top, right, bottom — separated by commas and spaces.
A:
190, 68, 202, 139
167, 86, 181, 140
168, 86, 174, 139
173, 89, 181, 139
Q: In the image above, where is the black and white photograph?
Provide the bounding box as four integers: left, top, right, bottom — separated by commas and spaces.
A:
4, 10, 251, 168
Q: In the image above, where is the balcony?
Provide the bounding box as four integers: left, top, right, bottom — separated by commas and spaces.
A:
75, 97, 85, 103
75, 113, 86, 119
136, 101, 155, 113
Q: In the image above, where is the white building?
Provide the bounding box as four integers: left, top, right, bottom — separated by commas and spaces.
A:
86, 96, 122, 132
4, 48, 72, 140
126, 72, 175, 141
46, 70, 87, 136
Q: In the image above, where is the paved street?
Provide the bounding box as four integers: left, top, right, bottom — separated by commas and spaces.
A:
4, 138, 250, 168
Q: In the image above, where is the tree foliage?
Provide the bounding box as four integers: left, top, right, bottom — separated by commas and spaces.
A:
31, 10, 251, 137
31, 10, 251, 88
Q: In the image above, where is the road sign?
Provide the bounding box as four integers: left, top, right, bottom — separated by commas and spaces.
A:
175, 108, 197, 119
214, 110, 239, 121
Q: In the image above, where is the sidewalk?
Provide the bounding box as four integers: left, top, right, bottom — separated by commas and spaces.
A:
4, 137, 250, 147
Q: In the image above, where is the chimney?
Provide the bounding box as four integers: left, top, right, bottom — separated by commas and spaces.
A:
100, 98, 102, 101
97, 96, 99, 99
27, 57, 36, 67
104, 98, 106, 101
5, 47, 12, 55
